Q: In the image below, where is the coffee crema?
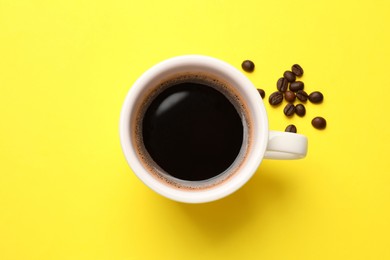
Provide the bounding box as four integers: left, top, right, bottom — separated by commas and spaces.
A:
132, 73, 253, 190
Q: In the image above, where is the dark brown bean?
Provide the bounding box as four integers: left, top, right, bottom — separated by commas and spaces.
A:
309, 91, 324, 103
285, 124, 297, 133
289, 81, 304, 92
295, 104, 306, 117
241, 60, 255, 72
269, 91, 284, 106
277, 77, 288, 92
284, 90, 296, 103
283, 71, 296, 82
296, 90, 308, 102
291, 64, 304, 77
312, 117, 327, 129
283, 103, 295, 116
257, 89, 265, 99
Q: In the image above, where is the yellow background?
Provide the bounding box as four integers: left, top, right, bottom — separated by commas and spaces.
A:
1, 0, 389, 259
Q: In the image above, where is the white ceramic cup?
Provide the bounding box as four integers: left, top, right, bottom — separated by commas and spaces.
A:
120, 55, 307, 203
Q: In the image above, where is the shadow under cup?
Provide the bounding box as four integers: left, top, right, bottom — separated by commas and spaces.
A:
120, 56, 269, 203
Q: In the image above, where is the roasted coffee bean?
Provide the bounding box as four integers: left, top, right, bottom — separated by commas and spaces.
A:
257, 88, 265, 99
283, 103, 295, 116
295, 104, 306, 117
309, 91, 324, 103
312, 116, 327, 129
290, 81, 304, 92
269, 91, 284, 106
296, 90, 308, 102
241, 60, 255, 72
285, 124, 297, 133
291, 64, 304, 77
283, 71, 296, 82
277, 77, 288, 92
284, 90, 296, 102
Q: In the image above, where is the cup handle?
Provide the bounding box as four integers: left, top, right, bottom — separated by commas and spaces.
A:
264, 131, 308, 160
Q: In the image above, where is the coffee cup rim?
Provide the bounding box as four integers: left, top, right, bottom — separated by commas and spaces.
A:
119, 55, 269, 203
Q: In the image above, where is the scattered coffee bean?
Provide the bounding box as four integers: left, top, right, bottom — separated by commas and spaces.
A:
277, 77, 288, 92
285, 124, 297, 133
270, 64, 327, 133
284, 90, 296, 103
257, 89, 265, 99
296, 90, 308, 102
241, 60, 255, 72
289, 81, 304, 92
291, 64, 304, 77
295, 104, 306, 117
283, 103, 295, 116
309, 91, 324, 103
269, 91, 284, 106
283, 71, 296, 82
312, 116, 327, 129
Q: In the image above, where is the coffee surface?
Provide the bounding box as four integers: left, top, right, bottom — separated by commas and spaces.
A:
142, 82, 243, 181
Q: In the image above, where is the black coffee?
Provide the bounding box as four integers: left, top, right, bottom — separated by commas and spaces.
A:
142, 81, 244, 181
